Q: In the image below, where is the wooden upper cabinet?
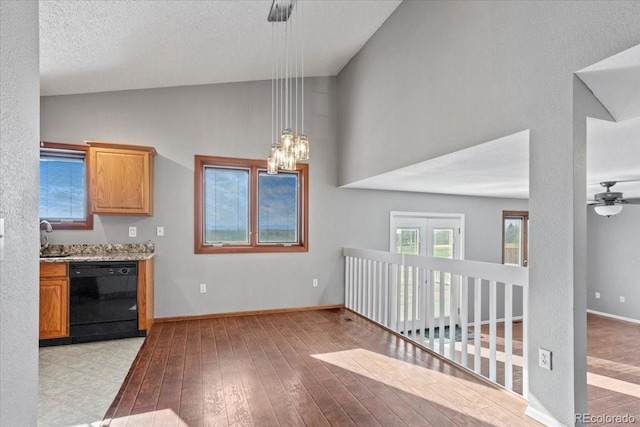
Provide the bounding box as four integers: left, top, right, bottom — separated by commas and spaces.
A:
87, 141, 157, 215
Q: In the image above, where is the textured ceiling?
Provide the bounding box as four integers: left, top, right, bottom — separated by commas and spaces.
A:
39, 2, 638, 203
39, 0, 402, 95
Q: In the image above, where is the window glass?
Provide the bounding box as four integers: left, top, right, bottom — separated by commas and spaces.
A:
432, 229, 454, 258
395, 228, 419, 255
258, 172, 298, 243
204, 167, 249, 244
194, 156, 308, 254
40, 155, 85, 219
39, 143, 92, 230
503, 211, 528, 266
504, 218, 522, 265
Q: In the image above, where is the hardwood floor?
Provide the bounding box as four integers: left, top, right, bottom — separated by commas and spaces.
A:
586, 313, 640, 424
102, 308, 537, 426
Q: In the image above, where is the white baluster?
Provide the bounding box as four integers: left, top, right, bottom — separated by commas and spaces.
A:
449, 273, 456, 361
523, 285, 529, 399
489, 280, 497, 382
474, 277, 481, 374
505, 282, 513, 391
460, 275, 469, 367
427, 271, 435, 350
438, 271, 445, 355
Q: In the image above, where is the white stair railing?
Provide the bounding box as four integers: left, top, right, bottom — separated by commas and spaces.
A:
344, 247, 529, 398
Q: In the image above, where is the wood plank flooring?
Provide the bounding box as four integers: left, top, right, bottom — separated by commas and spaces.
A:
102, 308, 536, 426
586, 313, 640, 425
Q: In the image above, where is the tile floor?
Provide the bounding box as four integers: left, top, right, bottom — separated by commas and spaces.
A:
38, 338, 145, 427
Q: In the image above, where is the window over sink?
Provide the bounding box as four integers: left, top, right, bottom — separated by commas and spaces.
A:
39, 142, 93, 230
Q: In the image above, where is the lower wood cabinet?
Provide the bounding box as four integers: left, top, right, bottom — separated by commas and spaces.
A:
138, 258, 155, 332
39, 263, 69, 339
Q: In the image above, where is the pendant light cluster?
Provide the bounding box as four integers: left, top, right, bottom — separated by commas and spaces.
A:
266, 0, 309, 174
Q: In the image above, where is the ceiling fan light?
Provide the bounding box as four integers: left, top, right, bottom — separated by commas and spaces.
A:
594, 204, 623, 217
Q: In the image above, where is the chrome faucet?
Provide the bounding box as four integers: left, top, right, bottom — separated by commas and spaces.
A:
40, 220, 53, 253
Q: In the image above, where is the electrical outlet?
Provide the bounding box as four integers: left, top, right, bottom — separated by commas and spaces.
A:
200, 283, 207, 293
128, 226, 137, 237
313, 279, 318, 288
620, 296, 625, 303
156, 226, 165, 237
595, 292, 600, 299
539, 348, 552, 371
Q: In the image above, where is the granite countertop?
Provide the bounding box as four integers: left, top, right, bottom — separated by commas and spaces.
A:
40, 243, 155, 263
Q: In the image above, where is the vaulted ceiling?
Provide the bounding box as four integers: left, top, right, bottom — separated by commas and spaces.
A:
39, 2, 639, 201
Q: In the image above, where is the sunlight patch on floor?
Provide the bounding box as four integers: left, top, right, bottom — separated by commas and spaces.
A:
104, 409, 189, 427
587, 372, 640, 398
311, 347, 528, 423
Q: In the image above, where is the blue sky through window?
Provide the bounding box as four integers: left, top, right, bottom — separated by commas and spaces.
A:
204, 167, 249, 243
39, 156, 85, 219
258, 172, 298, 243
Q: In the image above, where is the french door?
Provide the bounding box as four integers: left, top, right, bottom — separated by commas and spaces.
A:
390, 213, 463, 332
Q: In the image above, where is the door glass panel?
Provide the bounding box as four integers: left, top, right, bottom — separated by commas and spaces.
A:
396, 228, 419, 255
395, 228, 420, 322
432, 228, 454, 318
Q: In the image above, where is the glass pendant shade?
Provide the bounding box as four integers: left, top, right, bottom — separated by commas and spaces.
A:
267, 155, 278, 174
281, 130, 294, 152
282, 152, 297, 171
594, 204, 623, 217
266, 0, 309, 173
294, 134, 309, 160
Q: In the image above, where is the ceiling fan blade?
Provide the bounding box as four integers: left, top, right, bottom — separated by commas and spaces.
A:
587, 179, 640, 186
625, 198, 640, 205
586, 200, 600, 205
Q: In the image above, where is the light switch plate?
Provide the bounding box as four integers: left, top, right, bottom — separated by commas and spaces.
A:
0, 218, 5, 261
128, 226, 137, 237
156, 226, 164, 237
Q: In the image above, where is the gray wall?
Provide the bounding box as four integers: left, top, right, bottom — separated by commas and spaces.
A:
42, 77, 348, 318
587, 208, 640, 321
40, 78, 526, 323
0, 2, 40, 425
336, 1, 640, 424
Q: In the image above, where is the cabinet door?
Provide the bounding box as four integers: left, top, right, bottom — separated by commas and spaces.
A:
91, 147, 153, 215
39, 279, 69, 339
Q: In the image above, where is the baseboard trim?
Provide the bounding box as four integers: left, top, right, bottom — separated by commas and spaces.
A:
587, 309, 640, 325
154, 304, 345, 323
525, 405, 567, 427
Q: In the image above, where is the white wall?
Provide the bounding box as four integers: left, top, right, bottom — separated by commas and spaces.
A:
0, 2, 40, 425
336, 1, 640, 424
587, 208, 640, 321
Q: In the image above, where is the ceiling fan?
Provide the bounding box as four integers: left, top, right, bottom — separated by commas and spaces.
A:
588, 181, 640, 217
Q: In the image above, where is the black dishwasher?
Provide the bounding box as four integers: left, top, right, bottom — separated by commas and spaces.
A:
69, 262, 141, 343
